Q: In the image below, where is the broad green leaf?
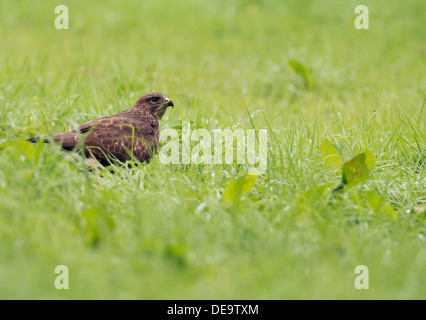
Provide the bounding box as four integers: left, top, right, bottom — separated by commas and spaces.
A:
365, 191, 397, 218
341, 150, 376, 189
341, 152, 368, 188
320, 139, 341, 169
288, 59, 315, 89
223, 175, 257, 204
364, 149, 376, 171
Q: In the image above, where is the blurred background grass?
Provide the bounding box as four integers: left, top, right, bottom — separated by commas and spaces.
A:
0, 0, 425, 299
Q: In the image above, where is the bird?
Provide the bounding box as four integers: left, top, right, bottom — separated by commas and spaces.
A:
28, 92, 174, 166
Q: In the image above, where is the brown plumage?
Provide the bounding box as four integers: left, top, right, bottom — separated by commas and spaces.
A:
28, 92, 174, 165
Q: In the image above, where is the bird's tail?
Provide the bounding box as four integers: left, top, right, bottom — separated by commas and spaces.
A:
27, 137, 40, 143
27, 137, 50, 144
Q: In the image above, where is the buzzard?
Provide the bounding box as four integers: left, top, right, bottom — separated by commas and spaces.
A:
28, 92, 174, 165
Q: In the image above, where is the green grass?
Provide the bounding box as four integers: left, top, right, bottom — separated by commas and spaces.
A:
0, 0, 425, 299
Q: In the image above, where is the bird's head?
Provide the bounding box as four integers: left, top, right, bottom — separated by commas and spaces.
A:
135, 92, 174, 119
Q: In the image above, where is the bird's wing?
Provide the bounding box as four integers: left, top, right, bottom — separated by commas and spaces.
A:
52, 117, 107, 150
81, 116, 159, 162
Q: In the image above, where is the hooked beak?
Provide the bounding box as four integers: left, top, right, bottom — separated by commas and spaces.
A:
153, 97, 174, 119
164, 97, 174, 108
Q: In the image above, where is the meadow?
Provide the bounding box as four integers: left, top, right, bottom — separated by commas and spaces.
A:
0, 0, 425, 299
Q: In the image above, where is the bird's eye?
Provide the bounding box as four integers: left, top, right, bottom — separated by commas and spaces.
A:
150, 97, 160, 103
